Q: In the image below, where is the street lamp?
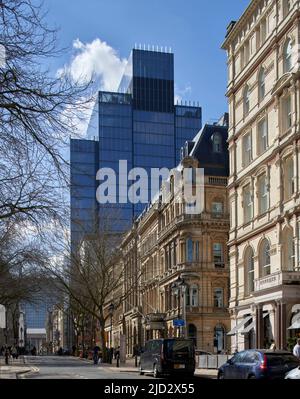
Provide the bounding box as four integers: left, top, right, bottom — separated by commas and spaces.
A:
20, 327, 24, 348
171, 276, 186, 337
108, 303, 115, 363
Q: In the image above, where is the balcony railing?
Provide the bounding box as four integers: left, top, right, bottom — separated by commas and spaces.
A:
206, 176, 228, 186
255, 270, 300, 292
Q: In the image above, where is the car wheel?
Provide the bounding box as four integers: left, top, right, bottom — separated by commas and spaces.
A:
153, 364, 160, 378
248, 375, 256, 379
218, 371, 224, 379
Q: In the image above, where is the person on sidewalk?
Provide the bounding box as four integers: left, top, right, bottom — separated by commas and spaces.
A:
72, 345, 77, 356
293, 338, 300, 359
5, 347, 10, 365
93, 345, 100, 365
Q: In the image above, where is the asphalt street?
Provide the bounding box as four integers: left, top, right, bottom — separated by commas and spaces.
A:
21, 356, 215, 380
23, 356, 154, 379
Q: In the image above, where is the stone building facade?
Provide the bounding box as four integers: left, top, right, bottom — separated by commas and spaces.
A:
110, 117, 231, 355
222, 0, 300, 352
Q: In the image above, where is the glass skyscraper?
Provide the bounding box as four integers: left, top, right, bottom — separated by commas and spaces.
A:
71, 48, 202, 245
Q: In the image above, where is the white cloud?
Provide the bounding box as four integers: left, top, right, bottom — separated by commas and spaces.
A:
174, 83, 192, 105
59, 38, 127, 91
58, 38, 128, 136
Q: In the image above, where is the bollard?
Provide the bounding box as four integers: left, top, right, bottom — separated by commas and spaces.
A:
116, 355, 120, 368
135, 355, 138, 368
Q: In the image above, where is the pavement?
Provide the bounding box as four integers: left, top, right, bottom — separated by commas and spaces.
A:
0, 357, 37, 379
0, 355, 218, 379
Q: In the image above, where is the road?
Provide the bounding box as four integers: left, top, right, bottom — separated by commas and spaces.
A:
23, 356, 154, 379
22, 356, 214, 380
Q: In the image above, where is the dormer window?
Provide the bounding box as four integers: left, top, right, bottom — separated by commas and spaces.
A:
212, 132, 222, 153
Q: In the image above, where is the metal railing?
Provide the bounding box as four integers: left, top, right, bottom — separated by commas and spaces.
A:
198, 354, 232, 369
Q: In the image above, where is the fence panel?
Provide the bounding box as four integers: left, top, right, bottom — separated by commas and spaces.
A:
198, 355, 233, 369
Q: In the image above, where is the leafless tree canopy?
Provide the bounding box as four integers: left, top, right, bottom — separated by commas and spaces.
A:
0, 220, 46, 306
0, 0, 93, 225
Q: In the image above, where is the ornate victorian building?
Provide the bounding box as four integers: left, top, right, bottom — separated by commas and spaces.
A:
110, 116, 231, 355
222, 0, 300, 352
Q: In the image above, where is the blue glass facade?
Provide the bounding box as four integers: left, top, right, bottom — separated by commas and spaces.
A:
71, 49, 202, 243
22, 297, 56, 329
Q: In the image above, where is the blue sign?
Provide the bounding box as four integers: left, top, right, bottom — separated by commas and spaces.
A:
173, 319, 185, 327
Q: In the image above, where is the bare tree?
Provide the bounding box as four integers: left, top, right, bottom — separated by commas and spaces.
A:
44, 215, 141, 362
0, 0, 93, 225
0, 219, 46, 306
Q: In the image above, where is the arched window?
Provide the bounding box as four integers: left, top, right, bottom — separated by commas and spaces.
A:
258, 68, 266, 101
245, 247, 254, 295
212, 132, 222, 153
259, 239, 271, 277
188, 324, 197, 347
283, 39, 293, 73
282, 228, 295, 271
214, 325, 225, 353
243, 85, 250, 116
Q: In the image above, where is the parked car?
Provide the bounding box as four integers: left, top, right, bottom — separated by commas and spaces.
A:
218, 350, 300, 379
140, 338, 195, 378
285, 365, 300, 379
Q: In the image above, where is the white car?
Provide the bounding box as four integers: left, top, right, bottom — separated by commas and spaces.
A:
285, 365, 300, 379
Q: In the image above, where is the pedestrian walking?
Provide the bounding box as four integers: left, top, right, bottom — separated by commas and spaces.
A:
93, 345, 100, 365
5, 347, 10, 365
109, 347, 114, 364
293, 338, 300, 359
72, 345, 77, 356
11, 345, 17, 359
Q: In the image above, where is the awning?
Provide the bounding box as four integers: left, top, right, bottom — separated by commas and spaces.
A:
288, 312, 300, 330
227, 315, 252, 336
240, 312, 269, 335
145, 322, 166, 331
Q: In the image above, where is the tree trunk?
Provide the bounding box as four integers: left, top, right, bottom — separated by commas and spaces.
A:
98, 315, 108, 363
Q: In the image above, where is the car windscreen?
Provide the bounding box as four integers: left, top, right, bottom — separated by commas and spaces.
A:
164, 340, 194, 357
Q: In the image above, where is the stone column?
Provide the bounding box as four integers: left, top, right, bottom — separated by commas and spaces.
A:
280, 302, 287, 350
255, 305, 264, 348
275, 301, 281, 349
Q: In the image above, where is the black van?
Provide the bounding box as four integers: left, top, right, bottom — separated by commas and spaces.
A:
139, 338, 195, 378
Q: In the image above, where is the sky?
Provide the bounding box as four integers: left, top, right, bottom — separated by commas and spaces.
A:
46, 0, 250, 126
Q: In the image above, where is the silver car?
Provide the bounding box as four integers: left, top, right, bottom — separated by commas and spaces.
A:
285, 365, 300, 379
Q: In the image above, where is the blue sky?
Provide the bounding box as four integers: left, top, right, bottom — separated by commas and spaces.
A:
47, 0, 250, 124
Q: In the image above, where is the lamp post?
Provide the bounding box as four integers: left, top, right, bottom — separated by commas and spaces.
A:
20, 327, 24, 349
108, 303, 114, 364
171, 276, 186, 337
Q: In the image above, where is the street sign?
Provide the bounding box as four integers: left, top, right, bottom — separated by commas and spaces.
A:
173, 319, 185, 327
